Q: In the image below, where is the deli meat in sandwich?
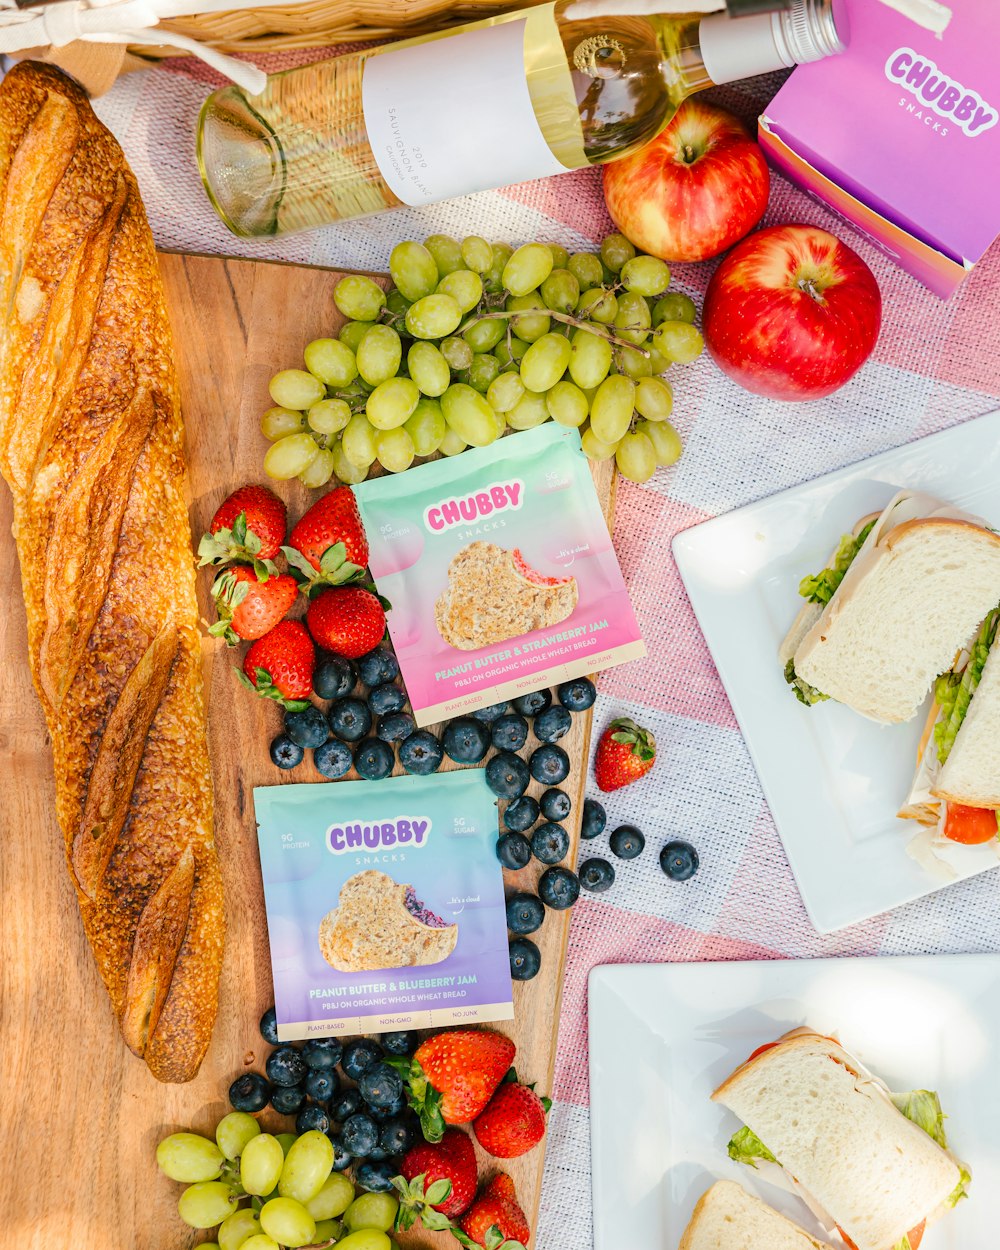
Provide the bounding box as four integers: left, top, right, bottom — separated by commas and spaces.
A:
780, 490, 1000, 723
712, 1029, 969, 1250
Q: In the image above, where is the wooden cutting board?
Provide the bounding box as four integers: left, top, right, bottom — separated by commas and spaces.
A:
0, 252, 615, 1249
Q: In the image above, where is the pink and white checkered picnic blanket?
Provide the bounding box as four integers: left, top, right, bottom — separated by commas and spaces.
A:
90, 49, 1000, 1247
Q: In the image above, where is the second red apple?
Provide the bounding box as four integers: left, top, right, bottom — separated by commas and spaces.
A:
603, 99, 770, 263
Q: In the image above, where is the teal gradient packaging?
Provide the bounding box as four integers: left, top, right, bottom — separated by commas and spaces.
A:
254, 770, 512, 1041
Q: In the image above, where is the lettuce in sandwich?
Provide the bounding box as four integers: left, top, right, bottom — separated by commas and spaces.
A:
933, 607, 1000, 764
798, 521, 876, 606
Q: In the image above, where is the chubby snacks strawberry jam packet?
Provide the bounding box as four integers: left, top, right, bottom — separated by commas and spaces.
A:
254, 769, 512, 1041
353, 425, 645, 726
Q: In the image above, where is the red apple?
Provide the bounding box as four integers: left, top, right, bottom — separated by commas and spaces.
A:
603, 99, 769, 263
702, 224, 882, 401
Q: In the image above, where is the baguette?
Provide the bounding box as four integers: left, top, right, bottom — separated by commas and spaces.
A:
0, 63, 223, 1082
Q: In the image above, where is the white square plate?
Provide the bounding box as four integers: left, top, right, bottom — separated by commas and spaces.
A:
672, 409, 1000, 933
589, 956, 1000, 1250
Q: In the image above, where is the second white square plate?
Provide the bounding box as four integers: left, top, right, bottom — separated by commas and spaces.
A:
672, 409, 1000, 933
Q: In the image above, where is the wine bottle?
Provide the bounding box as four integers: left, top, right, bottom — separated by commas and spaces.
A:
197, 0, 843, 238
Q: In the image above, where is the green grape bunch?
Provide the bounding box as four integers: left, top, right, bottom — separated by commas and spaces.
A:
260, 231, 702, 487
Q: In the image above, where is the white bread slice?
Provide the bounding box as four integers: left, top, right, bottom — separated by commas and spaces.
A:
679, 1181, 832, 1250
794, 518, 1000, 723
934, 636, 1000, 807
712, 1032, 961, 1250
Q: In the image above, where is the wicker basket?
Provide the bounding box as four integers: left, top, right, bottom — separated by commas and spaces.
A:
138, 0, 531, 56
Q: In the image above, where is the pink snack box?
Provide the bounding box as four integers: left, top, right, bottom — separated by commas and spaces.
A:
759, 0, 1000, 297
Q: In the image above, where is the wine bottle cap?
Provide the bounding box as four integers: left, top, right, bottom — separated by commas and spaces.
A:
774, 0, 846, 64
700, 0, 844, 83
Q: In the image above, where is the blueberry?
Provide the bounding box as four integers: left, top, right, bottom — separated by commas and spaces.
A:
296, 1103, 331, 1135
399, 730, 444, 775
342, 1038, 384, 1082
366, 1145, 390, 1161
355, 737, 395, 781
327, 1133, 353, 1171
538, 866, 581, 910
330, 1088, 363, 1123
269, 732, 304, 770
513, 690, 552, 716
304, 1067, 339, 1103
503, 795, 540, 833
358, 646, 399, 687
379, 1118, 417, 1156
356, 1160, 397, 1192
529, 743, 570, 785
609, 824, 645, 860
329, 696, 373, 742
369, 1096, 407, 1122
660, 840, 699, 881
369, 682, 407, 716
472, 701, 511, 723
533, 705, 572, 744
314, 655, 358, 700
497, 832, 532, 871
342, 1113, 379, 1157
382, 1030, 418, 1056
491, 713, 529, 752
485, 751, 530, 799
531, 822, 569, 865
313, 738, 353, 779
359, 1062, 404, 1109
377, 711, 416, 744
229, 1072, 271, 1113
266, 1045, 307, 1088
540, 788, 571, 822
442, 716, 491, 764
259, 1006, 279, 1046
506, 892, 545, 935
284, 703, 330, 748
557, 677, 596, 712
302, 1037, 343, 1070
509, 937, 541, 980
270, 1084, 305, 1116
581, 797, 607, 840
579, 857, 615, 892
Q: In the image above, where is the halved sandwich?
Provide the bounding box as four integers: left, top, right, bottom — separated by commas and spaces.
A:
780, 490, 1000, 721
680, 1180, 833, 1250
899, 604, 1000, 850
712, 1029, 969, 1250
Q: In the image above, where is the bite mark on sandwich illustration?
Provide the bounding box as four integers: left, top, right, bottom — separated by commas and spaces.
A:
318, 869, 458, 972
435, 541, 578, 650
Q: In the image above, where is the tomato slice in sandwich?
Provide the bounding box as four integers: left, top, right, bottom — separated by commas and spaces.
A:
837, 1222, 924, 1250
943, 803, 999, 844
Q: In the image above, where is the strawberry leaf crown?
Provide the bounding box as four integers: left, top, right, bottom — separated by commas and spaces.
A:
281, 540, 366, 597
207, 569, 251, 647
197, 509, 277, 579
608, 716, 656, 760
236, 667, 310, 712
386, 1055, 445, 1142
390, 1172, 526, 1250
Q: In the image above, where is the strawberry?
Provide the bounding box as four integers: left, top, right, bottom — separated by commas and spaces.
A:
391, 1029, 516, 1142
473, 1080, 550, 1159
209, 567, 298, 645
198, 485, 286, 572
238, 619, 314, 709
283, 485, 369, 592
397, 1128, 478, 1220
306, 586, 386, 659
458, 1173, 530, 1250
593, 716, 656, 792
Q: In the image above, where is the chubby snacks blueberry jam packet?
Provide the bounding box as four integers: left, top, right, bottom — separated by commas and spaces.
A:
253, 769, 512, 1041
354, 424, 644, 726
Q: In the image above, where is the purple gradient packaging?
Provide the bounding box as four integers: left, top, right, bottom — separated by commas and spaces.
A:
759, 0, 1000, 297
254, 770, 512, 1041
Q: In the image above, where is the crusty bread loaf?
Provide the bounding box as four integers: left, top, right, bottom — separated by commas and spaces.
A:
435, 541, 578, 650
794, 518, 1000, 722
0, 63, 222, 1082
712, 1032, 960, 1250
934, 637, 1000, 807
319, 870, 458, 972
679, 1181, 831, 1250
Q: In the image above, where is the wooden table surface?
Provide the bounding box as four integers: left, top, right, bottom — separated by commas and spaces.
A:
0, 251, 614, 1249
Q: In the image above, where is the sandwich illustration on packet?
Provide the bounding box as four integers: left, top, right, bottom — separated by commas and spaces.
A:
254, 770, 511, 1040
353, 424, 644, 725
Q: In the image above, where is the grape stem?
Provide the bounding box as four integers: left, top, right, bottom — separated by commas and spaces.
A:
459, 309, 650, 356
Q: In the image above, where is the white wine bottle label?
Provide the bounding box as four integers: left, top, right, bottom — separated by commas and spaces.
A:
362, 17, 568, 207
